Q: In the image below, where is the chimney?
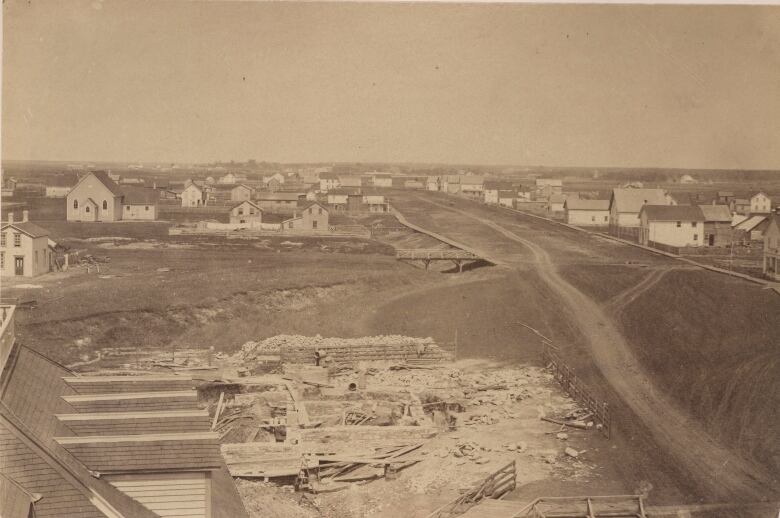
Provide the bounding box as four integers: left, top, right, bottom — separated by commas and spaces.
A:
22, 210, 29, 223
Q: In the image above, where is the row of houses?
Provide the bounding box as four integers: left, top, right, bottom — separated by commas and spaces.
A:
227, 200, 330, 231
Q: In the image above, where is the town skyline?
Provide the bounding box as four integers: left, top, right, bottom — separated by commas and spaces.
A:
4, 1, 780, 169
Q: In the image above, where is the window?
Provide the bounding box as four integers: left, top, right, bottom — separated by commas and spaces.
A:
13, 234, 21, 247
319, 208, 323, 215
126, 205, 131, 210
0, 252, 3, 269
309, 208, 313, 214
676, 221, 681, 227
238, 208, 244, 215
693, 234, 698, 241
0, 233, 5, 247
103, 200, 108, 210
73, 199, 79, 209
591, 216, 595, 222
145, 206, 149, 211
692, 222, 697, 228
85, 206, 90, 213
312, 220, 318, 229
604, 216, 608, 222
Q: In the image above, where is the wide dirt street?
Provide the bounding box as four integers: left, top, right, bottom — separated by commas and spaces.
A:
391, 191, 779, 504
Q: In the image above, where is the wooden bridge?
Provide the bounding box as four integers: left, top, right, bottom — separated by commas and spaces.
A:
396, 248, 482, 272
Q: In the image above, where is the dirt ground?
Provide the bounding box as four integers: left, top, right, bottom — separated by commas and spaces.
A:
388, 191, 780, 506
6, 193, 778, 515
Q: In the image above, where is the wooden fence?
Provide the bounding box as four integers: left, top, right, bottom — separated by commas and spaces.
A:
542, 346, 611, 439
426, 460, 516, 518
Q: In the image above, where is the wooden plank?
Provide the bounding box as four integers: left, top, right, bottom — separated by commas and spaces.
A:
211, 392, 225, 430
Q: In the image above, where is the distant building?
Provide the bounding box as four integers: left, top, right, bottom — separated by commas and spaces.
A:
639, 205, 705, 248
404, 180, 425, 190
535, 179, 563, 200
45, 185, 73, 198
609, 188, 672, 240
120, 185, 160, 220
733, 214, 769, 242
218, 172, 248, 184
371, 173, 393, 188
763, 213, 780, 280
717, 191, 735, 205
731, 198, 750, 215
1, 211, 53, 277
255, 192, 300, 212
362, 194, 389, 212
181, 181, 207, 207
283, 202, 329, 231
208, 184, 253, 205
459, 176, 484, 199
426, 176, 441, 192
564, 198, 610, 226
319, 172, 340, 192
229, 200, 263, 224
339, 175, 362, 189
750, 192, 772, 214
66, 171, 126, 222
483, 181, 512, 205
698, 205, 733, 247
497, 190, 516, 208
547, 194, 567, 213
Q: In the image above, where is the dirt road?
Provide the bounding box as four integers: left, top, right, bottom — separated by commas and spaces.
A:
397, 193, 778, 503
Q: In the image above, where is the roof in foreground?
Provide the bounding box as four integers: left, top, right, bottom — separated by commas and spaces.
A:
640, 204, 704, 221
0, 344, 248, 518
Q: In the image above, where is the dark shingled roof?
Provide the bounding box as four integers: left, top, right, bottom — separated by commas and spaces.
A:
0, 344, 249, 518
57, 433, 223, 473
640, 204, 704, 221
119, 185, 159, 206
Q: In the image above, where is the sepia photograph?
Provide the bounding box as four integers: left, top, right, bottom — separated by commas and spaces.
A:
1, 1, 779, 517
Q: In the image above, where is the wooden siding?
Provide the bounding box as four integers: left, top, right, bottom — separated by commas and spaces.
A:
107, 472, 210, 518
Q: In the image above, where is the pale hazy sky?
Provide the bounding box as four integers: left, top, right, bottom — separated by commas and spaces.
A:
3, 1, 780, 168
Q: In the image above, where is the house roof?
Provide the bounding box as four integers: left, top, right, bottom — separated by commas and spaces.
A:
610, 188, 669, 214
484, 181, 513, 190
460, 176, 484, 186
564, 198, 610, 211
1, 222, 49, 238
80, 171, 124, 197
302, 201, 328, 212
549, 194, 567, 204
119, 186, 158, 206
698, 205, 732, 222
55, 432, 223, 473
497, 190, 516, 198
319, 172, 340, 180
232, 200, 263, 212
328, 188, 361, 196
734, 215, 767, 231
640, 204, 704, 222
0, 344, 248, 518
255, 192, 300, 201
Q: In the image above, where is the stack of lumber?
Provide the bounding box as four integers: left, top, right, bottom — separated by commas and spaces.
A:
281, 342, 451, 365
239, 335, 453, 365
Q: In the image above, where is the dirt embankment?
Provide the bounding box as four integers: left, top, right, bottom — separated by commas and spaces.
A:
389, 192, 780, 505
